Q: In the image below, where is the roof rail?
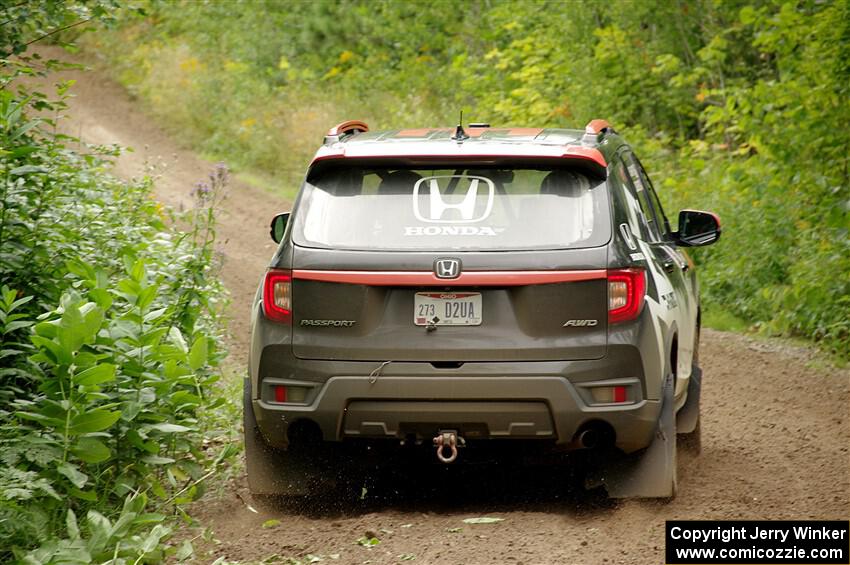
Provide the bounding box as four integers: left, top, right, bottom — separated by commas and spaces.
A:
585, 119, 612, 135
324, 120, 369, 144
582, 119, 616, 145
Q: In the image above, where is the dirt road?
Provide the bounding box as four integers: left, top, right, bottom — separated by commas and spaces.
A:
36, 48, 849, 565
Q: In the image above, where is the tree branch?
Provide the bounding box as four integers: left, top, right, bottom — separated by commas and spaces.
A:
22, 17, 92, 49
1, 1, 30, 13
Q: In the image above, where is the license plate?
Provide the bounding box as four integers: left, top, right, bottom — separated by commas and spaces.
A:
414, 292, 482, 326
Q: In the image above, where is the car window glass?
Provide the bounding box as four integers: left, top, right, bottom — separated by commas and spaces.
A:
623, 152, 663, 241
293, 165, 610, 251
635, 159, 671, 236
611, 157, 653, 242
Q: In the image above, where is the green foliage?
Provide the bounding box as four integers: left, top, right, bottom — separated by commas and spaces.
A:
0, 0, 121, 58
1, 4, 235, 561
16, 494, 172, 564
93, 0, 850, 357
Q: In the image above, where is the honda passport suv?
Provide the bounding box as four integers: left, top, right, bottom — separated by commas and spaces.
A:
245, 119, 721, 498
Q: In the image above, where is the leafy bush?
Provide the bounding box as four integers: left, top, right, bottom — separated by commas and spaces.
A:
92, 0, 850, 357
1, 10, 234, 561
0, 0, 120, 59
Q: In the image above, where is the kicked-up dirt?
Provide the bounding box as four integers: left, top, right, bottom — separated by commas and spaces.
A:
32, 46, 850, 565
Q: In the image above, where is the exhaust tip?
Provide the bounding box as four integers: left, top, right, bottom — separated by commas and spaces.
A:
574, 421, 615, 450
578, 429, 599, 449
287, 418, 323, 451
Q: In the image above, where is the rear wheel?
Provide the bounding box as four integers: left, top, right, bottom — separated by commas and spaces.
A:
679, 418, 701, 455
243, 379, 311, 497
677, 328, 702, 454
596, 373, 678, 499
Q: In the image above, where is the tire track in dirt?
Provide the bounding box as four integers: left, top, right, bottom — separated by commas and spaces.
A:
32, 47, 849, 565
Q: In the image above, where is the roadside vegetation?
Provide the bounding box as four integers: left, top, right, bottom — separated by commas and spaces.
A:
1, 2, 235, 562
89, 0, 850, 358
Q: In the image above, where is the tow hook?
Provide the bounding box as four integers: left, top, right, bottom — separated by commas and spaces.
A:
433, 430, 465, 463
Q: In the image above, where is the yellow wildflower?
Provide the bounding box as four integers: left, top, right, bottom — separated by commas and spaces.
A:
323, 66, 341, 80
179, 57, 200, 72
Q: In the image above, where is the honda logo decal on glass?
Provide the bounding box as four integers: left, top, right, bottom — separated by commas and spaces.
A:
413, 175, 495, 223
434, 258, 462, 279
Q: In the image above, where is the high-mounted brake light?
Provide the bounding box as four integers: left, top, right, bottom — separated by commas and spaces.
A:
607, 268, 646, 324
263, 269, 292, 323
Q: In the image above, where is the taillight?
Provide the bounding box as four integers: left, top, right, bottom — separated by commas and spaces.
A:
270, 384, 309, 404
590, 385, 629, 404
263, 269, 292, 323
608, 268, 646, 324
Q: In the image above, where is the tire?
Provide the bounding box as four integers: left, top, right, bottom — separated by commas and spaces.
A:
679, 417, 701, 455
677, 329, 702, 455
600, 373, 678, 499
662, 374, 678, 499
243, 379, 311, 497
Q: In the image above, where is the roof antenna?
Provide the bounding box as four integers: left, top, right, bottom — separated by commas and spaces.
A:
452, 110, 469, 141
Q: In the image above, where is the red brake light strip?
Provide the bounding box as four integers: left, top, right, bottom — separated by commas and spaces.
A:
292, 269, 607, 287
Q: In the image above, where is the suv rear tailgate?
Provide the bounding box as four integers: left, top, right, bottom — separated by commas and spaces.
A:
289, 248, 608, 362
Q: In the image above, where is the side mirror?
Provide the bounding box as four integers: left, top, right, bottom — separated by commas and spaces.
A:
269, 212, 290, 244
673, 209, 721, 247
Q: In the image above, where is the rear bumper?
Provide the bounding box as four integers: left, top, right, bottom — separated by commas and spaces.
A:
253, 370, 660, 454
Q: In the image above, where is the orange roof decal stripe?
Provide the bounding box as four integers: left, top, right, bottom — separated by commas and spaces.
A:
507, 128, 544, 136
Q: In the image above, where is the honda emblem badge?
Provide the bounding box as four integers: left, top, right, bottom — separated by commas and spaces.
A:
434, 258, 461, 279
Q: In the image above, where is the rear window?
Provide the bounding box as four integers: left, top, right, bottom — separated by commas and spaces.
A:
292, 164, 610, 251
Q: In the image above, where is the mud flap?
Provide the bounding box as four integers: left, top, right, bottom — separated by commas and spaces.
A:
243, 379, 311, 496
593, 374, 677, 499
676, 366, 701, 434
